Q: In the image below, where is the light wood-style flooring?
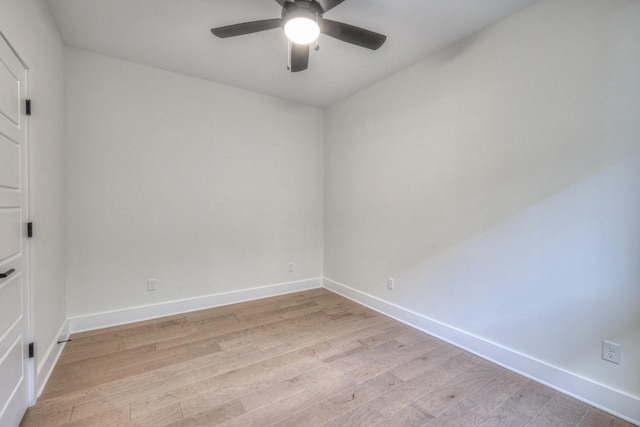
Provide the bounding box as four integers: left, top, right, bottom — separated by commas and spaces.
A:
21, 289, 635, 426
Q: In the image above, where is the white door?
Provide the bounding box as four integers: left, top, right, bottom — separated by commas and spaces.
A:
0, 33, 31, 427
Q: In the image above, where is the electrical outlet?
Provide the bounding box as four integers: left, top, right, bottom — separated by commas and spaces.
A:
387, 278, 395, 290
147, 279, 157, 292
602, 340, 621, 364
288, 262, 293, 273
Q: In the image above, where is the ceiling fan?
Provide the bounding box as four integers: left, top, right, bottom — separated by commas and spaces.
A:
210, 0, 387, 72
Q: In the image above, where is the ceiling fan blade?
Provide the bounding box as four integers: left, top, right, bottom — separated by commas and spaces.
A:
211, 19, 281, 38
290, 43, 309, 72
275, 0, 294, 6
315, 0, 345, 12
322, 19, 386, 50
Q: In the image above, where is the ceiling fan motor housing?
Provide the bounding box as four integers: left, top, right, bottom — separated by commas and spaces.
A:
282, 0, 324, 29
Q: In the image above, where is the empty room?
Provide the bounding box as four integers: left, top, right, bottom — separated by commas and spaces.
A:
0, 0, 639, 425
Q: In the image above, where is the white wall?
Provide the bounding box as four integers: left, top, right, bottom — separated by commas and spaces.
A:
325, 0, 640, 418
65, 49, 324, 319
0, 0, 67, 394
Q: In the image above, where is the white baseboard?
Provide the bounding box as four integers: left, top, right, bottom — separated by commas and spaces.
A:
36, 318, 69, 399
68, 278, 322, 334
323, 277, 640, 426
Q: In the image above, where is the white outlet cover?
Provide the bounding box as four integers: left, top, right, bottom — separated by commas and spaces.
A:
602, 340, 621, 364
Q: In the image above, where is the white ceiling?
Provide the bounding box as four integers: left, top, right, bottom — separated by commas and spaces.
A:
46, 0, 539, 107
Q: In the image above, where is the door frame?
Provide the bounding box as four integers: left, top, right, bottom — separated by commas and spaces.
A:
23, 48, 34, 408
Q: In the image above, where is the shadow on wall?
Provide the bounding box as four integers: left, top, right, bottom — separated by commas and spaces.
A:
400, 153, 640, 394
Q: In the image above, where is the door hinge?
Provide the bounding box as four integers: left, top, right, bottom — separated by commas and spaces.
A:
27, 222, 33, 238
25, 99, 31, 116
28, 342, 34, 358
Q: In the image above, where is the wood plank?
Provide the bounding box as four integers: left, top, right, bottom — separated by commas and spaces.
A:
421, 369, 529, 427
166, 400, 245, 427
219, 370, 355, 427
369, 352, 482, 419
271, 372, 402, 426
321, 403, 386, 427
20, 405, 73, 427
578, 407, 637, 427
527, 393, 590, 427
373, 402, 435, 427
478, 380, 557, 427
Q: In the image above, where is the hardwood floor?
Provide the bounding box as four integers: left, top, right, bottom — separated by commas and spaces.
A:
21, 289, 635, 427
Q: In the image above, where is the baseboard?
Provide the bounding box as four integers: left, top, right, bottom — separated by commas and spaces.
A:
36, 318, 69, 399
68, 278, 322, 334
323, 277, 640, 426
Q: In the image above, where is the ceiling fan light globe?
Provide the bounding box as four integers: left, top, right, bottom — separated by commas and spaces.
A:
284, 17, 320, 44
